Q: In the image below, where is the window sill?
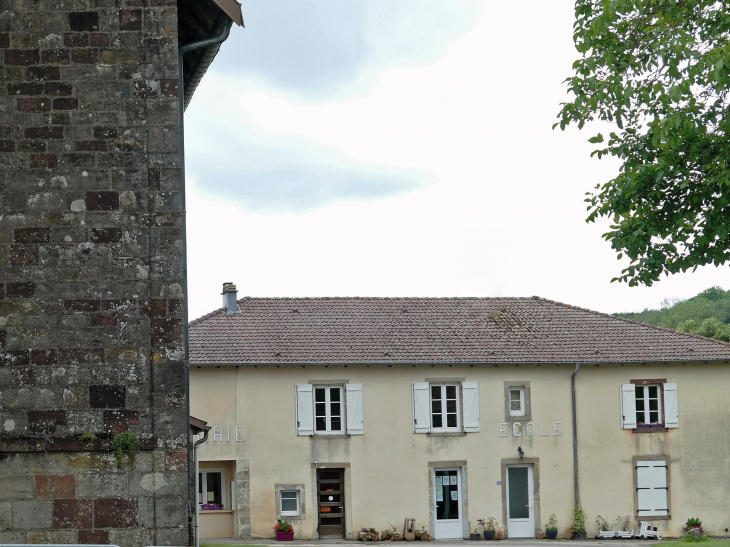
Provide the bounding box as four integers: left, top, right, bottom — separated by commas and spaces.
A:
200, 509, 234, 514
312, 434, 350, 440
427, 432, 467, 438
633, 427, 668, 434
637, 515, 670, 521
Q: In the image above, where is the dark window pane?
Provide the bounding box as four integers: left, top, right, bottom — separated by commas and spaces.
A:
198, 474, 202, 494
321, 517, 342, 525
330, 403, 341, 417
331, 416, 341, 431
447, 400, 456, 413
281, 491, 297, 499
316, 417, 326, 431
637, 411, 645, 424
330, 388, 340, 402
282, 497, 297, 512
636, 399, 645, 411
635, 386, 644, 397
436, 471, 459, 520
315, 403, 326, 416
207, 472, 222, 505
649, 399, 658, 411
431, 386, 441, 399
432, 400, 442, 414
650, 412, 659, 423
315, 388, 325, 402
433, 414, 442, 428
446, 385, 456, 399
507, 467, 529, 519
648, 386, 658, 398
447, 414, 457, 428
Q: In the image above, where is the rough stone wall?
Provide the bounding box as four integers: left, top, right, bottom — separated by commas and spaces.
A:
0, 0, 188, 545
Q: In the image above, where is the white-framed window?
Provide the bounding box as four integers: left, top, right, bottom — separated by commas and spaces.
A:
314, 385, 344, 434
635, 385, 662, 425
509, 387, 525, 417
280, 490, 299, 516
430, 383, 460, 431
620, 382, 678, 430
198, 468, 226, 510
295, 383, 364, 436
412, 381, 479, 434
635, 460, 669, 517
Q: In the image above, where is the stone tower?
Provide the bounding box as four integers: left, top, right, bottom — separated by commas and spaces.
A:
0, 0, 241, 544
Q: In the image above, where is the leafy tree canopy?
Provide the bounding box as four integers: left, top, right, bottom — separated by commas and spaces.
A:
557, 0, 730, 286
616, 285, 730, 341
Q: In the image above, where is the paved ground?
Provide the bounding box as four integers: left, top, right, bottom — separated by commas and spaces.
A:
201, 539, 662, 547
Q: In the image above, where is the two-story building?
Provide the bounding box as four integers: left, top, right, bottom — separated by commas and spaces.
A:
189, 284, 730, 540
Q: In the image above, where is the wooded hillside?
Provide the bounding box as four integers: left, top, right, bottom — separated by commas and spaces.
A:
616, 287, 730, 342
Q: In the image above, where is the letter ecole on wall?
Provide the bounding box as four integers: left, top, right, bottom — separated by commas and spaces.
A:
499, 421, 562, 437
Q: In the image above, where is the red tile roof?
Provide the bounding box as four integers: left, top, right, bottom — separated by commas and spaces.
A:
189, 297, 730, 365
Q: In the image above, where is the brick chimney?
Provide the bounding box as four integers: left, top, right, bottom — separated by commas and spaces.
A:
222, 282, 241, 314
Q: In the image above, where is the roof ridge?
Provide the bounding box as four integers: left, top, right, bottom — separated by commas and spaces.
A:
539, 296, 730, 348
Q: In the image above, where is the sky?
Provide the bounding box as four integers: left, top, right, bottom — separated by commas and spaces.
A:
184, 0, 728, 321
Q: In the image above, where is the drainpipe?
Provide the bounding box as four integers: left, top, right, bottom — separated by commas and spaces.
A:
571, 363, 581, 508
194, 426, 212, 547
178, 20, 233, 525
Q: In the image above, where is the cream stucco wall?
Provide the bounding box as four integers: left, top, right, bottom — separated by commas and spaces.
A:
190, 363, 730, 540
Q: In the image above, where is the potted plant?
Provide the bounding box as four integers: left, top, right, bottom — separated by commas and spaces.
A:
358, 528, 379, 541
570, 503, 587, 540
274, 519, 294, 540
683, 518, 706, 540
470, 526, 481, 541
595, 515, 614, 539
480, 518, 498, 540
616, 515, 633, 538
545, 514, 558, 539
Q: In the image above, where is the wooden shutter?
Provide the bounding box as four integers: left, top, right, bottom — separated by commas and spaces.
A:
412, 382, 430, 433
637, 461, 668, 516
663, 383, 678, 428
346, 383, 364, 435
295, 384, 313, 436
461, 381, 480, 432
620, 384, 637, 429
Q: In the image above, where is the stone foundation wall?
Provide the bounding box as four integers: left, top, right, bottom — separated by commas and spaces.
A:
0, 0, 187, 544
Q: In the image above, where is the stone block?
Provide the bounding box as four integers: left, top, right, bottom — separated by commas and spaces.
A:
76, 473, 127, 498
78, 529, 109, 544
35, 474, 75, 498
53, 499, 92, 528
13, 500, 53, 529
94, 498, 138, 528
0, 475, 34, 499
153, 495, 186, 528
104, 409, 139, 433
26, 530, 76, 544
108, 528, 153, 547
89, 384, 125, 408
68, 452, 118, 474
69, 12, 99, 32
8, 452, 69, 475
85, 190, 119, 210
0, 502, 11, 530
27, 409, 66, 434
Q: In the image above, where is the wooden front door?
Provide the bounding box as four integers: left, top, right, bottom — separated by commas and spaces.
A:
317, 468, 345, 538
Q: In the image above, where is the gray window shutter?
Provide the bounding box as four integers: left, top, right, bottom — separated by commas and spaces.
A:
346, 383, 364, 435
663, 383, 678, 428
620, 384, 637, 429
461, 381, 480, 432
295, 384, 313, 436
412, 382, 431, 433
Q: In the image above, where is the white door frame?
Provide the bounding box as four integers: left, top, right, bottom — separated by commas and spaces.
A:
432, 467, 464, 539
505, 464, 535, 538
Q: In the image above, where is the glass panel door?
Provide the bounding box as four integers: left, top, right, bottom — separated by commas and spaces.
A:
506, 465, 534, 538
433, 468, 463, 539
